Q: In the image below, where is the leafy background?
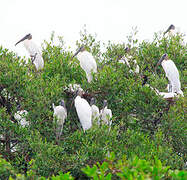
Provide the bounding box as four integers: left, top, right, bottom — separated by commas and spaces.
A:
0, 27, 186, 179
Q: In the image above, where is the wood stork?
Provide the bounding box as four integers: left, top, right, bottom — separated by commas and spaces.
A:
15, 33, 44, 71
164, 24, 175, 36
14, 105, 29, 127
142, 75, 179, 99
65, 83, 84, 94
90, 97, 100, 125
74, 89, 92, 131
155, 54, 183, 96
118, 47, 140, 74
71, 46, 97, 83
100, 100, 112, 126
52, 99, 67, 140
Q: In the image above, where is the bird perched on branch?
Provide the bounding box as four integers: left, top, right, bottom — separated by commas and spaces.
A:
90, 97, 100, 125
15, 33, 44, 71
155, 54, 183, 97
118, 47, 139, 74
100, 100, 112, 126
71, 46, 97, 83
52, 100, 67, 140
74, 89, 92, 131
14, 105, 29, 127
142, 75, 178, 99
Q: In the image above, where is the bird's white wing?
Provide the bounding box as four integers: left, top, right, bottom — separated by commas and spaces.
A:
14, 110, 29, 127
78, 51, 97, 73
133, 60, 140, 73
75, 96, 92, 130
24, 40, 44, 70
53, 106, 67, 139
53, 106, 67, 125
100, 108, 112, 125
158, 92, 177, 99
120, 56, 130, 67
91, 105, 100, 124
162, 60, 181, 92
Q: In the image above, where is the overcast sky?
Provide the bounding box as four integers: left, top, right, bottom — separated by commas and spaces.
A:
0, 0, 187, 57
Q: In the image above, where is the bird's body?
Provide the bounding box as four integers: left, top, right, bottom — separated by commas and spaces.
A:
74, 95, 92, 131
77, 51, 97, 82
66, 83, 84, 93
158, 92, 177, 99
145, 84, 178, 99
71, 46, 97, 83
119, 47, 139, 74
161, 59, 183, 96
23, 39, 44, 70
15, 34, 44, 71
53, 101, 67, 139
91, 104, 100, 124
100, 100, 112, 126
14, 110, 29, 127
119, 55, 140, 73
90, 98, 100, 125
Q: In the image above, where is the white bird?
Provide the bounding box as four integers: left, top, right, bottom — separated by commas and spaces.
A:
14, 105, 29, 127
71, 46, 97, 83
100, 100, 112, 126
65, 83, 84, 94
142, 75, 179, 99
52, 99, 67, 140
155, 54, 183, 97
74, 89, 92, 131
15, 33, 44, 71
118, 47, 139, 74
90, 97, 100, 125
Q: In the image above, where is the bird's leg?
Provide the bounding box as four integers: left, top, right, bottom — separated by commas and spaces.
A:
30, 53, 37, 64
168, 82, 172, 93
56, 124, 63, 141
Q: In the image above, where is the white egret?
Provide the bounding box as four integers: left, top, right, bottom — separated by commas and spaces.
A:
74, 89, 92, 131
71, 46, 97, 83
164, 24, 175, 36
14, 105, 29, 127
119, 47, 140, 74
15, 34, 44, 71
155, 54, 183, 96
90, 97, 100, 125
52, 99, 67, 140
100, 100, 112, 126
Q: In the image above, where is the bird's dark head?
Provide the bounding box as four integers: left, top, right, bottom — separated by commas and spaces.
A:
16, 104, 21, 111
164, 24, 175, 34
90, 97, 96, 106
79, 45, 85, 52
70, 45, 85, 61
75, 88, 84, 97
125, 47, 130, 53
60, 99, 65, 107
156, 53, 168, 66
15, 33, 32, 46
169, 24, 175, 30
141, 75, 148, 86
103, 100, 108, 108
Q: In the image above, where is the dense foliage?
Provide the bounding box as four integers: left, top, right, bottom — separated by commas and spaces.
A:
0, 27, 186, 179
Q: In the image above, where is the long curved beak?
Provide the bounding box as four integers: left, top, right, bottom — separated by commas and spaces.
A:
164, 27, 170, 35
155, 56, 164, 71
15, 35, 28, 46
70, 47, 82, 61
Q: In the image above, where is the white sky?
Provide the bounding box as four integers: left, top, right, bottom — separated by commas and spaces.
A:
0, 0, 187, 57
